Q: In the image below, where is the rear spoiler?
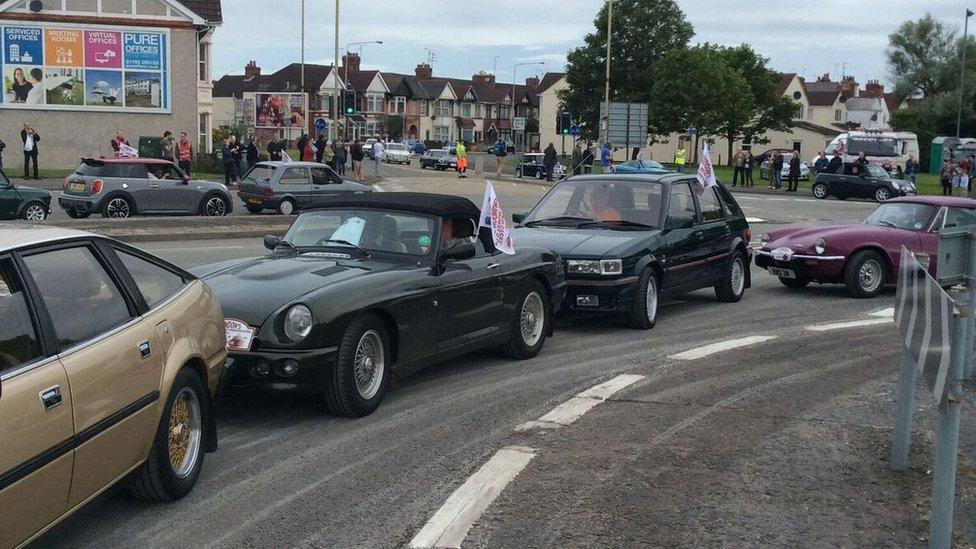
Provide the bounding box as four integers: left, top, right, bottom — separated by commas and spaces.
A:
81, 157, 107, 166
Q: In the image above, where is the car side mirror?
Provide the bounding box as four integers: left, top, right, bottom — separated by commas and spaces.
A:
264, 235, 281, 250
512, 212, 527, 224
666, 216, 694, 231
439, 241, 476, 263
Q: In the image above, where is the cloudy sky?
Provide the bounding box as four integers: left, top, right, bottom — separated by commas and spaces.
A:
212, 0, 974, 88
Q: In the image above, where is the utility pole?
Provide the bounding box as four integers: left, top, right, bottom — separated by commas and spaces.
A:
956, 9, 974, 138
603, 0, 613, 146
300, 0, 305, 144
333, 0, 340, 142
490, 55, 500, 75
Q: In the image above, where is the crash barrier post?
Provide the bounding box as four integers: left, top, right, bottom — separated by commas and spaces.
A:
474, 155, 484, 175
890, 343, 918, 472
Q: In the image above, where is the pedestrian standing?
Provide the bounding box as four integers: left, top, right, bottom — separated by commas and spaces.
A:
335, 142, 347, 175
674, 145, 686, 173
854, 151, 869, 175
732, 149, 744, 187
905, 154, 919, 186
940, 160, 953, 196
231, 136, 244, 183
111, 130, 129, 158
961, 155, 973, 196
492, 139, 507, 176
372, 139, 385, 179
543, 143, 557, 181
296, 134, 309, 158
322, 140, 334, 168
314, 135, 327, 164
267, 139, 282, 162
827, 151, 843, 174
351, 139, 365, 182
221, 138, 235, 187
161, 131, 176, 162
770, 152, 784, 190
601, 142, 613, 173
177, 131, 193, 176
787, 152, 801, 192
582, 142, 595, 174
571, 143, 583, 176
743, 150, 754, 187
456, 140, 469, 178
245, 138, 258, 172
813, 151, 829, 174
302, 138, 315, 162
21, 123, 40, 179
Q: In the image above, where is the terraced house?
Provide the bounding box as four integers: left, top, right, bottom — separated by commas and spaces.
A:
213, 52, 566, 151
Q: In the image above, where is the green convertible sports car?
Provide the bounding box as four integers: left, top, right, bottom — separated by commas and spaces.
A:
0, 168, 51, 221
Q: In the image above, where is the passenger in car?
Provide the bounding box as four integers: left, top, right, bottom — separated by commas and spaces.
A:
590, 185, 621, 222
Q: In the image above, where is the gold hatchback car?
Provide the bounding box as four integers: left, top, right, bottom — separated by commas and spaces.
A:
0, 226, 227, 547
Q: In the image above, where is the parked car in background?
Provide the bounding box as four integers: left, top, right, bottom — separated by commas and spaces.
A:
515, 153, 551, 180
811, 163, 916, 202
406, 139, 426, 155
0, 167, 51, 221
58, 158, 233, 219
759, 152, 810, 181
196, 193, 566, 417
419, 149, 458, 171
613, 159, 670, 175
0, 226, 226, 547
513, 175, 752, 329
363, 138, 378, 160
383, 143, 411, 165
237, 161, 373, 215
755, 197, 975, 297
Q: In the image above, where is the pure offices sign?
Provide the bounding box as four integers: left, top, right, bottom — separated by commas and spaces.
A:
0, 22, 170, 113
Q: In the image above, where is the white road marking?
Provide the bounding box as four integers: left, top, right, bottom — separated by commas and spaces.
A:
670, 335, 777, 361
409, 446, 536, 549
805, 318, 893, 331
515, 374, 644, 431
871, 307, 895, 318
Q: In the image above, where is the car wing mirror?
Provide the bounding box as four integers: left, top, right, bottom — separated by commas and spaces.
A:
264, 235, 281, 250
512, 212, 527, 224
439, 241, 476, 263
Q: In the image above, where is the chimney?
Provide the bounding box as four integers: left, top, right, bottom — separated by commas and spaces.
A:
525, 76, 540, 89
840, 75, 858, 95
864, 80, 884, 97
473, 71, 495, 87
817, 73, 830, 82
415, 63, 433, 79
342, 52, 361, 73
244, 60, 261, 78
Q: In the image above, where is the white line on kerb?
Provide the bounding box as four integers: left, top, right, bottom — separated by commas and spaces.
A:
670, 335, 777, 360
409, 446, 536, 549
515, 374, 644, 431
871, 307, 895, 318
805, 318, 893, 332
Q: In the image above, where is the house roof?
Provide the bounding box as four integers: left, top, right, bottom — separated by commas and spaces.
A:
212, 63, 335, 97
347, 70, 381, 93
537, 72, 566, 93
792, 121, 843, 136
846, 97, 884, 112
774, 73, 797, 96
805, 80, 840, 94
883, 92, 902, 113
807, 90, 840, 107
179, 0, 222, 24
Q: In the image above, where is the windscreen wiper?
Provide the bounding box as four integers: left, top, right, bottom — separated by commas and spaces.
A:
524, 216, 595, 226
579, 219, 656, 229
316, 239, 371, 257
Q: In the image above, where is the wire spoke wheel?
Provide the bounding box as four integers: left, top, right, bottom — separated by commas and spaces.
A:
167, 387, 202, 479
354, 330, 385, 400
731, 257, 745, 296
646, 275, 658, 323
520, 291, 545, 347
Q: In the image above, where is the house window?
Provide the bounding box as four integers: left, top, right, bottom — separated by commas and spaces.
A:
460, 102, 472, 117
389, 96, 406, 115
498, 105, 510, 119
198, 113, 210, 152
834, 109, 842, 122
807, 107, 813, 120
198, 41, 209, 82
475, 104, 483, 118
433, 125, 451, 142
420, 100, 429, 116
461, 128, 475, 143
436, 100, 452, 117
794, 104, 804, 119
365, 121, 379, 137
366, 94, 383, 113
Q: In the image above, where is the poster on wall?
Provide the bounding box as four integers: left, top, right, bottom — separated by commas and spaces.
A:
254, 93, 306, 129
0, 23, 170, 112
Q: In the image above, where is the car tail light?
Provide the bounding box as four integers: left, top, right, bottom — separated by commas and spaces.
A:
264, 187, 274, 197
91, 179, 104, 194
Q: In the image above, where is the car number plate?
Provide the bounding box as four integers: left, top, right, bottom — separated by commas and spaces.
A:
769, 267, 796, 279
248, 198, 263, 205
225, 319, 255, 352
70, 182, 85, 191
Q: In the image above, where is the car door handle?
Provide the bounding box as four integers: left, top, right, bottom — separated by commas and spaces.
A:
149, 184, 159, 189
487, 262, 501, 270
40, 386, 62, 410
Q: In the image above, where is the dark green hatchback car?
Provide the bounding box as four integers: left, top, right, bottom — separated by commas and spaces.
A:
512, 174, 752, 329
0, 167, 51, 221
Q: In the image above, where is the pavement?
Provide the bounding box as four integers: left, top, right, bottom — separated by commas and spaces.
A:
27, 180, 976, 548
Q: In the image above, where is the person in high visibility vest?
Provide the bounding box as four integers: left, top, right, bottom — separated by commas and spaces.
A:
675, 146, 686, 173
456, 140, 468, 178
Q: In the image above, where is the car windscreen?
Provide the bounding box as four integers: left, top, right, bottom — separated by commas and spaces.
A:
524, 179, 664, 229
865, 165, 891, 178
243, 165, 276, 183
74, 161, 116, 177
848, 137, 898, 157
430, 150, 447, 157
284, 209, 437, 257
864, 202, 937, 231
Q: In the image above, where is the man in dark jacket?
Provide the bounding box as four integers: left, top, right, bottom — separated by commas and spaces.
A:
21, 123, 40, 179
827, 152, 843, 174
581, 142, 595, 174
787, 152, 801, 192
267, 139, 282, 161
543, 143, 558, 181
813, 151, 829, 174
314, 135, 327, 163
770, 152, 784, 189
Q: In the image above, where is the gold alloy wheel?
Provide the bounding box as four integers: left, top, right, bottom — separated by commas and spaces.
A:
167, 387, 202, 479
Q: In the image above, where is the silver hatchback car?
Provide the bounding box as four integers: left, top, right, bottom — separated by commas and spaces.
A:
59, 158, 234, 219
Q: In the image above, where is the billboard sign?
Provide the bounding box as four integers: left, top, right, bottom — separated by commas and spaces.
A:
0, 22, 170, 113
254, 93, 306, 129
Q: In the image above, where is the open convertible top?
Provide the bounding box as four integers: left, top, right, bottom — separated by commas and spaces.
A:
307, 192, 481, 219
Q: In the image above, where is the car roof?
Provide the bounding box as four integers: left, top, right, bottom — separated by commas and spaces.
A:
82, 157, 172, 165
306, 192, 480, 219
890, 196, 976, 208
562, 173, 698, 185
0, 225, 95, 253
254, 161, 329, 168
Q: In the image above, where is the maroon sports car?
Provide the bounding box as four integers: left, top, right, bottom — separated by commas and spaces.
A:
756, 196, 976, 298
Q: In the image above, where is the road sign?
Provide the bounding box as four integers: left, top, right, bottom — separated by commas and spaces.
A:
599, 102, 648, 149
314, 118, 327, 131
570, 124, 580, 137
513, 117, 526, 132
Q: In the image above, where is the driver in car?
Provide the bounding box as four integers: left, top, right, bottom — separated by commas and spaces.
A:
440, 218, 472, 250
361, 214, 407, 253
589, 185, 621, 222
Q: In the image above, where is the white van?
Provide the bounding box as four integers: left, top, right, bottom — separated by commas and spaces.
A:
816, 131, 919, 172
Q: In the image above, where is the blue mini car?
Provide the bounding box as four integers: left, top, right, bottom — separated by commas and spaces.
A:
613, 159, 670, 175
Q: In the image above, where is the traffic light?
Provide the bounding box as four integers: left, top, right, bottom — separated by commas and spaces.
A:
559, 112, 572, 135
342, 89, 357, 115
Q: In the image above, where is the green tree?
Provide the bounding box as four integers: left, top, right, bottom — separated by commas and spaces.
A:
560, 0, 694, 140
886, 13, 956, 98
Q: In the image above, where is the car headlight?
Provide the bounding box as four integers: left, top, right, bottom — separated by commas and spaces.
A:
283, 304, 313, 342
567, 259, 623, 275
814, 237, 827, 255
891, 181, 900, 189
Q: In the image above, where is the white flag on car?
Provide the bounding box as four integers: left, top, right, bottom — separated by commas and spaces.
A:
697, 142, 717, 189
479, 181, 516, 255
117, 143, 139, 158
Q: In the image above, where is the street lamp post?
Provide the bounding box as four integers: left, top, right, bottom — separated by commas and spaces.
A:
956, 9, 974, 139
343, 40, 383, 140
603, 0, 613, 146
332, 0, 339, 142
512, 61, 544, 153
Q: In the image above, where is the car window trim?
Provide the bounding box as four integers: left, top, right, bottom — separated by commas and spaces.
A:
0, 253, 56, 378
282, 167, 311, 186
103, 241, 193, 313
666, 180, 699, 224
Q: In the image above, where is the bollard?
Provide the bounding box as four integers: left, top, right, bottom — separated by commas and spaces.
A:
929, 312, 965, 549
890, 343, 918, 472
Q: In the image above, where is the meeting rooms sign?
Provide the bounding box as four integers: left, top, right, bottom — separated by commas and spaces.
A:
0, 23, 170, 113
